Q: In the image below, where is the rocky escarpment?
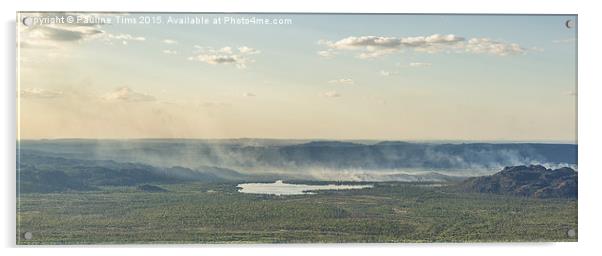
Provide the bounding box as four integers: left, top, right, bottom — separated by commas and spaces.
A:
459, 165, 577, 198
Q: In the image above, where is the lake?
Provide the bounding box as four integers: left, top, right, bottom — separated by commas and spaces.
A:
237, 180, 373, 195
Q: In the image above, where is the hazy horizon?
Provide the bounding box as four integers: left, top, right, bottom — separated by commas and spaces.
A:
16, 137, 577, 144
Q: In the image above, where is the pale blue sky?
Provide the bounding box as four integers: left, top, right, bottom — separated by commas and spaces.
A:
18, 13, 577, 142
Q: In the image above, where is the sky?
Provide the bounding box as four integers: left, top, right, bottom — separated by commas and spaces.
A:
17, 13, 577, 142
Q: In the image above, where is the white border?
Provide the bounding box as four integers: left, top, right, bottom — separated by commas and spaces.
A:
2, 1, 600, 256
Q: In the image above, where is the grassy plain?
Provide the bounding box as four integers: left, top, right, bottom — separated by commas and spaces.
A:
17, 182, 577, 244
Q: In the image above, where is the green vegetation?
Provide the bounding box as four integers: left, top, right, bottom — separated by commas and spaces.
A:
17, 182, 577, 244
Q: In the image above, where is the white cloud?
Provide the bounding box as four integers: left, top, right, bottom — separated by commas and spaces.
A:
565, 90, 577, 96
328, 78, 355, 86
105, 33, 146, 46
319, 34, 464, 58
19, 88, 63, 99
32, 25, 103, 42
107, 33, 145, 41
238, 46, 260, 55
219, 46, 233, 54
22, 27, 143, 47
379, 70, 399, 76
463, 38, 525, 56
102, 87, 156, 102
323, 91, 341, 98
357, 48, 399, 59
20, 23, 104, 49
326, 36, 401, 49
243, 92, 256, 97
553, 38, 576, 44
319, 34, 528, 59
409, 62, 432, 68
19, 13, 144, 50
162, 39, 178, 44
163, 49, 177, 55
317, 49, 337, 59
189, 45, 260, 69
193, 55, 238, 64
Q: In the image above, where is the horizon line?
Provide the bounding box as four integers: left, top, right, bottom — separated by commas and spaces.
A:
15, 137, 578, 144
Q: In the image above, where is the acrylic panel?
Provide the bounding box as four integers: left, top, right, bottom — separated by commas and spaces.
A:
16, 12, 577, 244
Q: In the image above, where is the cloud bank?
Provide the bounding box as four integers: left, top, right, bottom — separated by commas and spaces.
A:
19, 14, 145, 49
188, 46, 260, 69
318, 34, 528, 59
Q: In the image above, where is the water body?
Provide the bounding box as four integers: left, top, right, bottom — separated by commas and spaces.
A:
237, 180, 373, 195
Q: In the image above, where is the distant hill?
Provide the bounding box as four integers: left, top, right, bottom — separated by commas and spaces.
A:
19, 140, 577, 172
277, 142, 577, 169
17, 152, 240, 193
457, 165, 577, 198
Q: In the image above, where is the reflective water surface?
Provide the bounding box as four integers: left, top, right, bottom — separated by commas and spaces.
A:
237, 180, 373, 195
